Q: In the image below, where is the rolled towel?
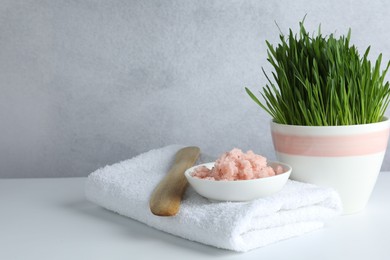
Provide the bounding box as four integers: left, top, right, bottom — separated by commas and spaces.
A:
85, 145, 342, 252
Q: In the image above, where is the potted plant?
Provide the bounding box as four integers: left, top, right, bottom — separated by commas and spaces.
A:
245, 20, 390, 214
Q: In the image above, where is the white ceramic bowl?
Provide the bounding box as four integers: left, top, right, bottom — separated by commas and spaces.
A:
184, 161, 292, 201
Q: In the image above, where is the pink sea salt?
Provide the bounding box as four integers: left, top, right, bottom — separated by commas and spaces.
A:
192, 148, 284, 181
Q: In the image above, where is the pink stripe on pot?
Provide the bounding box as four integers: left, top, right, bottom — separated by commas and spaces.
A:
272, 129, 390, 157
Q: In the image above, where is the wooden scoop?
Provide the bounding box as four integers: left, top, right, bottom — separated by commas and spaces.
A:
149, 146, 200, 216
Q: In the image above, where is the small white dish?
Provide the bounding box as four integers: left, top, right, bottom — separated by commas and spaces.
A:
184, 161, 292, 201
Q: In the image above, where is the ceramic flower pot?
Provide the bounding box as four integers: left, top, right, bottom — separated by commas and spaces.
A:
271, 117, 390, 214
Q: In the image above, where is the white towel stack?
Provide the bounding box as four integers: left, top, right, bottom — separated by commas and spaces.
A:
85, 145, 342, 252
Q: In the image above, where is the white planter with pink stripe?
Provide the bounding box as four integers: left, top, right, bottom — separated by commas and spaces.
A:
271, 117, 390, 214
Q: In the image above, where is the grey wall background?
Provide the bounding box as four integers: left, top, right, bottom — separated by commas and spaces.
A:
1, 0, 389, 178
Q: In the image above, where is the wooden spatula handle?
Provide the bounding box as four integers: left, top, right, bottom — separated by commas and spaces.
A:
149, 146, 200, 216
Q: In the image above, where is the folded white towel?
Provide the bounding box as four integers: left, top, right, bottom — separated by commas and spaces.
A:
85, 144, 342, 252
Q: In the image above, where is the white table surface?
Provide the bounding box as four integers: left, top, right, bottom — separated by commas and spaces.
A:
1, 173, 390, 260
